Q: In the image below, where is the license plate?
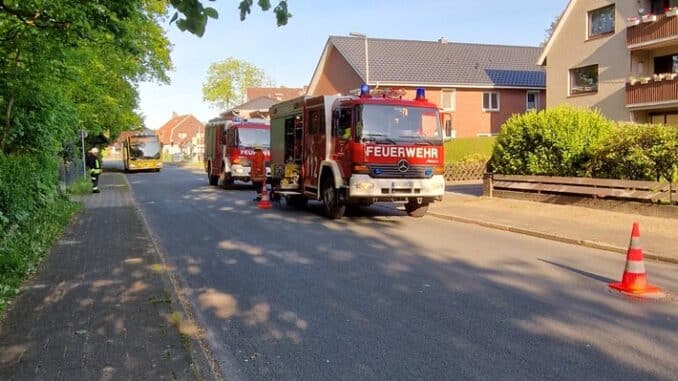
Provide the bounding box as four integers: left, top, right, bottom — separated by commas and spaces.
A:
391, 181, 413, 188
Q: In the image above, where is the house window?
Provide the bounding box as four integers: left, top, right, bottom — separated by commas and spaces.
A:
441, 89, 456, 111
654, 54, 678, 74
570, 65, 598, 95
588, 5, 615, 38
482, 92, 500, 111
651, 0, 678, 15
526, 91, 540, 110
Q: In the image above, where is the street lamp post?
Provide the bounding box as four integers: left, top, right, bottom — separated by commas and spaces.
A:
349, 32, 368, 84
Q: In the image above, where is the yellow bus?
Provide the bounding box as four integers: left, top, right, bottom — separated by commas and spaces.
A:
123, 134, 162, 172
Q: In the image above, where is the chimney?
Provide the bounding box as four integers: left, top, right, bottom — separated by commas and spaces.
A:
171, 111, 178, 118
438, 37, 448, 44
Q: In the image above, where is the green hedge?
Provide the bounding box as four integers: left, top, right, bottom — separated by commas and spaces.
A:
488, 105, 678, 182
489, 105, 614, 176
0, 153, 79, 311
589, 124, 678, 182
444, 137, 497, 163
0, 153, 60, 231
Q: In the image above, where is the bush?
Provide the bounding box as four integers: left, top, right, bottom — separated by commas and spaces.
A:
0, 153, 59, 233
489, 105, 614, 176
0, 152, 79, 311
589, 124, 678, 182
0, 196, 79, 311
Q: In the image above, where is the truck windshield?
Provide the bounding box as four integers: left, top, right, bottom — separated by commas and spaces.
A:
237, 128, 270, 148
129, 136, 161, 159
358, 104, 442, 143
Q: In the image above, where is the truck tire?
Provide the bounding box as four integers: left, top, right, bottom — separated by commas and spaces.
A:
221, 173, 234, 189
207, 163, 219, 186
321, 175, 345, 219
405, 199, 429, 218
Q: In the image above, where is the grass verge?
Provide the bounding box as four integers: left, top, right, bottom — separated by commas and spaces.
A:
444, 137, 497, 163
67, 176, 92, 195
0, 196, 80, 315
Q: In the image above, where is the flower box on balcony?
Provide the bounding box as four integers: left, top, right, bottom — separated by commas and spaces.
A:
627, 16, 641, 26
666, 7, 678, 17
641, 14, 657, 23
639, 76, 651, 84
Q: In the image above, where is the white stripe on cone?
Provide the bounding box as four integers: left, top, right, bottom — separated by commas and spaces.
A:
624, 260, 646, 274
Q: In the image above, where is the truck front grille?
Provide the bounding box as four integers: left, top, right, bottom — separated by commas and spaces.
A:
367, 164, 432, 179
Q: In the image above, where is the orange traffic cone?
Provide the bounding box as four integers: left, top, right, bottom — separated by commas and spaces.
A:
257, 180, 272, 209
609, 222, 664, 298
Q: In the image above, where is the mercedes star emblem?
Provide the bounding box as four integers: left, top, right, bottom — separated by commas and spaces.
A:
397, 159, 409, 173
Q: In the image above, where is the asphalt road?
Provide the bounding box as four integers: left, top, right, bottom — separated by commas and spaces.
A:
121, 163, 678, 381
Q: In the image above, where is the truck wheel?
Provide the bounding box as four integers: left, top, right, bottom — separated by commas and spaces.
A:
405, 199, 429, 218
321, 176, 345, 219
221, 172, 234, 189
207, 163, 219, 186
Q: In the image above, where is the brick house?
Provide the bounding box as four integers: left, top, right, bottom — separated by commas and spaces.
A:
221, 96, 279, 120
539, 0, 678, 123
220, 87, 307, 121
307, 36, 546, 138
156, 113, 205, 158
246, 87, 306, 102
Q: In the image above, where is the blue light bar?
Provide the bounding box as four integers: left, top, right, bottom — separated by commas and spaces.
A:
415, 88, 426, 101
360, 84, 370, 97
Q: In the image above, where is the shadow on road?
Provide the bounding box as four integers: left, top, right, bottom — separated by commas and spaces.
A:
146, 168, 678, 381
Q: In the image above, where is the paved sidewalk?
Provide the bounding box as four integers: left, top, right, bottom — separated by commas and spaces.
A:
0, 173, 201, 380
430, 192, 678, 263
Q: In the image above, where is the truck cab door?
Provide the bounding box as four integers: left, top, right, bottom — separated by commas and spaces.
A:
332, 106, 353, 179
303, 107, 325, 192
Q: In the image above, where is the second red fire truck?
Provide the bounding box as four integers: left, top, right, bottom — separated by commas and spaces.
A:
204, 118, 271, 187
269, 86, 446, 219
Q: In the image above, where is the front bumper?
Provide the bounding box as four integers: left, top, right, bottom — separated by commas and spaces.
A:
231, 165, 271, 180
128, 160, 162, 170
348, 174, 445, 198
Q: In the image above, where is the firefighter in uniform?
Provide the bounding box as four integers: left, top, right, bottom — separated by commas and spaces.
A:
86, 147, 102, 193
251, 145, 266, 201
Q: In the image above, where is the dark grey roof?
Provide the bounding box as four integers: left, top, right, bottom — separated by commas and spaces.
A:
233, 96, 277, 110
329, 36, 545, 88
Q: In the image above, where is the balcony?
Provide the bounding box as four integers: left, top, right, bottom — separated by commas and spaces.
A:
625, 76, 678, 108
627, 13, 678, 49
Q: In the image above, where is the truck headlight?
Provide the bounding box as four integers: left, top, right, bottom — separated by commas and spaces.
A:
354, 182, 375, 190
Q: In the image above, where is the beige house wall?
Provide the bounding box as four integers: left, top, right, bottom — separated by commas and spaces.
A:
545, 0, 636, 121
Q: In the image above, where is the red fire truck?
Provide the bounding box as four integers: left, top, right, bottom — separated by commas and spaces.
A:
204, 118, 271, 187
269, 86, 445, 219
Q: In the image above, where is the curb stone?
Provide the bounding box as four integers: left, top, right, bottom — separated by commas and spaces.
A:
427, 211, 678, 265
120, 173, 225, 381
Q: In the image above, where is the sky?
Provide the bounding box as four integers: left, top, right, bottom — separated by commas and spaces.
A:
137, 0, 569, 130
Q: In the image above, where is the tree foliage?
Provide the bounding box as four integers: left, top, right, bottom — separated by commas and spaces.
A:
169, 0, 292, 36
0, 0, 172, 156
202, 57, 274, 109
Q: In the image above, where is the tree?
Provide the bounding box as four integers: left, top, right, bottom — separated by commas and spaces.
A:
169, 0, 292, 37
0, 0, 171, 155
202, 58, 274, 109
541, 14, 561, 47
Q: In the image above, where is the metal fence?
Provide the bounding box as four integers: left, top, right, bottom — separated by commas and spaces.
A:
58, 159, 86, 191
